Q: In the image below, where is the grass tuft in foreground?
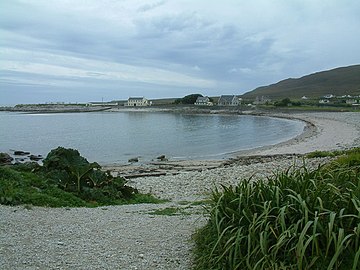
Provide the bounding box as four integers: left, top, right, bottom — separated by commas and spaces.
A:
194, 149, 360, 269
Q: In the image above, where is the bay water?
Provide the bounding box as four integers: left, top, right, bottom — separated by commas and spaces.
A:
0, 111, 305, 164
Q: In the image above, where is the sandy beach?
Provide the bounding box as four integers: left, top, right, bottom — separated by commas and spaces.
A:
243, 112, 360, 155
1, 111, 359, 270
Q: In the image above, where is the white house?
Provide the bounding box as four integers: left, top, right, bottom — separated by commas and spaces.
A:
319, 99, 330, 104
218, 95, 241, 106
126, 97, 150, 107
346, 99, 359, 105
194, 96, 213, 106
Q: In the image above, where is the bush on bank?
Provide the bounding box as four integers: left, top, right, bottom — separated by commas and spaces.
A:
0, 147, 160, 207
194, 149, 360, 270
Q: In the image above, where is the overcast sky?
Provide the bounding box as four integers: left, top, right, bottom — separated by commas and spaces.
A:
1, 0, 360, 104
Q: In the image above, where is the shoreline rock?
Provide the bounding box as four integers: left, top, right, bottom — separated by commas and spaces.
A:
14, 150, 30, 156
0, 153, 13, 165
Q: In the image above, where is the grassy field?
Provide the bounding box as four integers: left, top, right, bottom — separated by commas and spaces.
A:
242, 65, 360, 99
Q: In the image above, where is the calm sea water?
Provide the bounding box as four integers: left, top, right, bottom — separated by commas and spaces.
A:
0, 111, 305, 164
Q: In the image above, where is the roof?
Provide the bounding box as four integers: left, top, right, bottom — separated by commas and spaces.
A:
195, 96, 209, 102
218, 95, 237, 103
128, 97, 145, 100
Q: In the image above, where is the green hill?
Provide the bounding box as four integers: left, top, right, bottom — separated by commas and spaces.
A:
242, 65, 360, 99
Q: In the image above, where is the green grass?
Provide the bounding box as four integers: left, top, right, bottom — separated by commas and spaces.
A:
148, 206, 194, 216
257, 104, 359, 112
177, 199, 212, 206
0, 147, 165, 207
306, 147, 360, 158
0, 166, 87, 207
0, 165, 163, 207
193, 151, 360, 269
148, 207, 183, 216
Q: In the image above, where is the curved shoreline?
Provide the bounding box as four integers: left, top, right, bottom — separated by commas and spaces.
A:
103, 111, 359, 178
230, 113, 318, 157
1, 111, 359, 270
225, 114, 312, 155
107, 107, 358, 158
247, 112, 359, 155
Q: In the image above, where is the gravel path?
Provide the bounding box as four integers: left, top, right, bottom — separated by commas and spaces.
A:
1, 112, 359, 270
0, 203, 206, 270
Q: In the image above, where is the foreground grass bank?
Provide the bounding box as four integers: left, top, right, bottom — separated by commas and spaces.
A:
0, 147, 161, 207
194, 148, 360, 269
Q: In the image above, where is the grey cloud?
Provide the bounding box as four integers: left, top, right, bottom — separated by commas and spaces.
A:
137, 0, 167, 12
1, 1, 360, 104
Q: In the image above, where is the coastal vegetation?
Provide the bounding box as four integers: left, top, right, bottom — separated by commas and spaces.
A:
0, 147, 161, 207
174, 94, 203, 104
258, 103, 360, 112
306, 147, 360, 158
194, 148, 360, 269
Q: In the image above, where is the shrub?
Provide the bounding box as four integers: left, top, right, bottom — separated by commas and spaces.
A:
42, 147, 138, 199
194, 155, 360, 269
174, 94, 203, 104
0, 147, 161, 207
274, 98, 292, 107
43, 147, 101, 192
0, 166, 86, 207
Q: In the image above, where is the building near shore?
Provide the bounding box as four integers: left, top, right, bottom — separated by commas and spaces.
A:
88, 102, 119, 106
346, 99, 359, 105
218, 95, 241, 106
253, 96, 271, 105
194, 96, 213, 106
126, 97, 151, 107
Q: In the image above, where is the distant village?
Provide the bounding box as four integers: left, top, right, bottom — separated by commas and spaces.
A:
86, 93, 360, 108
3, 93, 359, 111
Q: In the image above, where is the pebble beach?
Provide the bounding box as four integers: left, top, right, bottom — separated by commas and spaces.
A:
1, 111, 359, 270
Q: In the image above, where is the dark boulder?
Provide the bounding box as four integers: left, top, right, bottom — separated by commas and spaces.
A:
156, 155, 168, 161
128, 157, 139, 163
29, 155, 43, 161
0, 153, 13, 165
14, 150, 30, 156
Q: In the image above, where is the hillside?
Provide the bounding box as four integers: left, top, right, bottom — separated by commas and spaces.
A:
242, 65, 360, 99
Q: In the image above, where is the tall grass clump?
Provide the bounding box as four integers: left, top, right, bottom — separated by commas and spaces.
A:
194, 153, 360, 269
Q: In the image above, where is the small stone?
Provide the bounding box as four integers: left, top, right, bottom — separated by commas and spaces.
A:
156, 155, 168, 161
128, 157, 139, 163
29, 154, 43, 161
139, 254, 144, 259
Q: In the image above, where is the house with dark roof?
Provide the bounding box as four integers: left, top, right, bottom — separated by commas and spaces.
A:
194, 96, 213, 106
217, 95, 241, 106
